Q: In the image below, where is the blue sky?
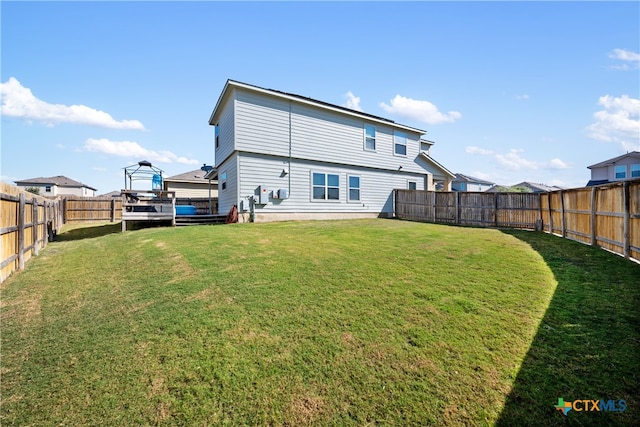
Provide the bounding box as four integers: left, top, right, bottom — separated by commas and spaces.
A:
2, 1, 639, 194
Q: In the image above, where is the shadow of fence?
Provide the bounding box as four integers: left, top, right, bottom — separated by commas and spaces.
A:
495, 230, 640, 426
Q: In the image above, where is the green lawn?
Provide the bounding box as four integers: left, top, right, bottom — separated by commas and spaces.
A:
1, 219, 638, 426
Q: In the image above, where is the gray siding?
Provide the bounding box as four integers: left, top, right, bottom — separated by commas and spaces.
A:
216, 155, 239, 215
237, 153, 425, 214
214, 94, 236, 168
232, 89, 426, 174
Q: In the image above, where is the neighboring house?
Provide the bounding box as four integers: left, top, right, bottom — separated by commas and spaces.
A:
513, 182, 564, 193
586, 151, 640, 186
486, 182, 562, 193
452, 173, 494, 192
15, 175, 97, 197
163, 168, 218, 198
208, 80, 454, 222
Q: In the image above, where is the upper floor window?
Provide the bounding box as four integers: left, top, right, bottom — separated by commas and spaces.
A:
312, 172, 339, 201
348, 175, 360, 201
45, 185, 52, 192
394, 131, 407, 156
215, 124, 220, 149
364, 125, 376, 151
631, 164, 640, 178
615, 165, 626, 179
220, 171, 227, 190
408, 181, 417, 190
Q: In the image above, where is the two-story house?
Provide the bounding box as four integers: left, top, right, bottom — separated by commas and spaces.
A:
208, 80, 454, 222
586, 151, 640, 186
14, 175, 97, 197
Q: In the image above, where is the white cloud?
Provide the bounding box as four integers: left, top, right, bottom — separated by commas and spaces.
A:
515, 94, 530, 101
92, 166, 107, 172
495, 149, 539, 171
379, 95, 461, 125
343, 91, 362, 112
491, 149, 572, 171
586, 94, 640, 151
547, 158, 571, 170
84, 138, 199, 165
465, 146, 493, 155
609, 48, 640, 62
0, 77, 144, 130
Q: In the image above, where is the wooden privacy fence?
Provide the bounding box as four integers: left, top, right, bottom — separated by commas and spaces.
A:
540, 180, 639, 261
395, 190, 542, 229
395, 179, 640, 263
63, 197, 218, 222
1, 183, 64, 283
64, 197, 122, 222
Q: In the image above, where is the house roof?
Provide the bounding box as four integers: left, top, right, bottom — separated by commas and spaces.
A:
587, 151, 640, 169
514, 181, 563, 192
419, 152, 455, 178
15, 175, 97, 191
453, 173, 494, 185
209, 79, 427, 135
164, 169, 215, 183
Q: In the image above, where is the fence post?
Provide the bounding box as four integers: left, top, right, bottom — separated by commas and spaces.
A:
494, 192, 499, 227
18, 193, 25, 271
32, 197, 39, 256
623, 181, 630, 259
547, 192, 554, 234
110, 198, 116, 222
590, 186, 597, 246
455, 191, 460, 225
560, 190, 566, 238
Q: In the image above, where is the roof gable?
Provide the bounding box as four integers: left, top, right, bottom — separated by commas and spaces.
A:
588, 151, 640, 169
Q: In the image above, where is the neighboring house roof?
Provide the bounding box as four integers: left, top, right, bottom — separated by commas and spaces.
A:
585, 179, 610, 187
15, 175, 97, 191
587, 151, 640, 169
453, 173, 494, 185
99, 191, 122, 197
209, 79, 426, 135
514, 182, 563, 192
164, 169, 216, 184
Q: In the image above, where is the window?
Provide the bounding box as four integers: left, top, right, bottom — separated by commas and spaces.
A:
348, 175, 360, 201
615, 165, 626, 179
408, 181, 417, 190
215, 124, 220, 149
364, 125, 376, 151
312, 172, 339, 200
45, 185, 52, 193
631, 164, 640, 178
394, 131, 407, 156
220, 171, 227, 190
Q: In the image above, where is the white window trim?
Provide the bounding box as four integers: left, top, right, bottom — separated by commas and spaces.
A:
394, 131, 407, 157
407, 180, 417, 190
364, 124, 376, 152
631, 164, 640, 178
347, 174, 361, 203
310, 171, 341, 202
614, 165, 626, 180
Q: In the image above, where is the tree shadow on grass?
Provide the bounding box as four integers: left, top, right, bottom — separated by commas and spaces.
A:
495, 230, 640, 426
55, 222, 122, 241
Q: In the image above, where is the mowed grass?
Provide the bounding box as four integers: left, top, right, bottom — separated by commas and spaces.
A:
1, 219, 638, 425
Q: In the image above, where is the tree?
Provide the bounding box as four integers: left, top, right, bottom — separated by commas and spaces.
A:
25, 187, 41, 195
